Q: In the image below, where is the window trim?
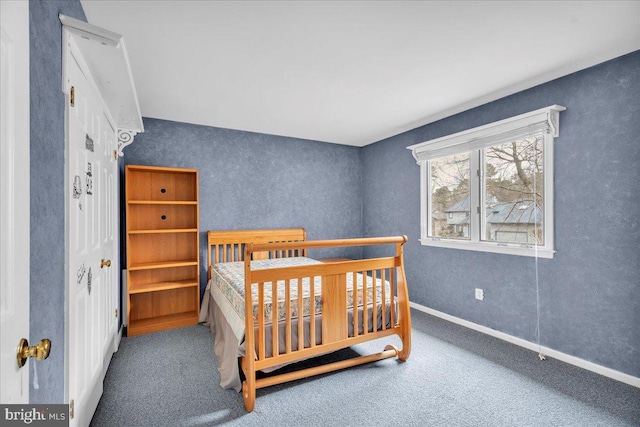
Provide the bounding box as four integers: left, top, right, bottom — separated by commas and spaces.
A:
408, 105, 565, 259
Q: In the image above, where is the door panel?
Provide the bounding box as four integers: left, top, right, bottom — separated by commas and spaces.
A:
66, 34, 118, 425
0, 0, 30, 404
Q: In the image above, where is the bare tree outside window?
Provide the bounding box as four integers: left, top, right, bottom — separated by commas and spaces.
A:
430, 153, 470, 239
483, 136, 544, 244
428, 138, 544, 245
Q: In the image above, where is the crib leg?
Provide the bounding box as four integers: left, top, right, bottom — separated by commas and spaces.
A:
397, 344, 411, 362
383, 343, 410, 362
389, 328, 411, 361
396, 326, 412, 361
242, 379, 256, 412
393, 254, 412, 362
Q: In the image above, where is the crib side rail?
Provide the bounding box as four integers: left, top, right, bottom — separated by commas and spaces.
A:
243, 236, 410, 372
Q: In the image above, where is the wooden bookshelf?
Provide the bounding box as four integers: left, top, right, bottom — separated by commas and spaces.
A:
125, 165, 199, 336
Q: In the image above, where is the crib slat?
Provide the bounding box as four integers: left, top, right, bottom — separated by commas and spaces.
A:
258, 284, 265, 360
352, 271, 358, 338
381, 269, 386, 331
390, 268, 396, 327
310, 277, 316, 348
272, 281, 279, 357
372, 270, 378, 332
362, 271, 368, 335
285, 279, 292, 354
297, 277, 303, 351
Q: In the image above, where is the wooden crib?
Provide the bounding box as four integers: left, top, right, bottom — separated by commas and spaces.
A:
205, 229, 412, 411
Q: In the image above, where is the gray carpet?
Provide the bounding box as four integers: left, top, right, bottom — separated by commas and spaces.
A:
90, 309, 640, 426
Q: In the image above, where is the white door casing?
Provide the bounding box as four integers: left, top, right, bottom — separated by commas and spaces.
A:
0, 0, 30, 404
65, 32, 119, 426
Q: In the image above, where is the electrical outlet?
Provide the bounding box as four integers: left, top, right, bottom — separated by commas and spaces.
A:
475, 288, 484, 301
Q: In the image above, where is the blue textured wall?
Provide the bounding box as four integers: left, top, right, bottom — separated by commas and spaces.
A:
362, 51, 640, 378
28, 0, 638, 403
30, 0, 86, 403
123, 119, 364, 295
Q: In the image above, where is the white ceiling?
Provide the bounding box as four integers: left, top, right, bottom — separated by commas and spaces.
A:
80, 1, 640, 147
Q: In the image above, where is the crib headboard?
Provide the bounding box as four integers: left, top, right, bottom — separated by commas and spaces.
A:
207, 228, 307, 277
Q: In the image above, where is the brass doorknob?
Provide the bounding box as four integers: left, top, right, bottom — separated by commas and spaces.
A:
100, 259, 111, 268
17, 338, 51, 368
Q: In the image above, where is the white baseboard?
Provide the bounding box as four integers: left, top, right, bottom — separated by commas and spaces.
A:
410, 301, 640, 389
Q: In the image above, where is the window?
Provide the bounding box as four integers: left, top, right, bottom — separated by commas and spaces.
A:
408, 105, 565, 258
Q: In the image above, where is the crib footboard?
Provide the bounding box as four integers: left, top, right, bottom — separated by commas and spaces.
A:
240, 236, 411, 412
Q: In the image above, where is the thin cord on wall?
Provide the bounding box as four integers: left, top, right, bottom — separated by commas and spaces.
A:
534, 135, 545, 361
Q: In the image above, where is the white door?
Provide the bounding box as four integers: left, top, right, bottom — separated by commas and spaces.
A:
66, 35, 118, 426
0, 0, 30, 404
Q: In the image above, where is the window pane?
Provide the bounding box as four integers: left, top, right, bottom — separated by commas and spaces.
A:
482, 137, 544, 245
429, 153, 470, 240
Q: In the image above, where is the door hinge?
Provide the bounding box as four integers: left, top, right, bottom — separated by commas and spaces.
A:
70, 86, 75, 107
113, 150, 118, 161
115, 309, 118, 318
70, 399, 74, 419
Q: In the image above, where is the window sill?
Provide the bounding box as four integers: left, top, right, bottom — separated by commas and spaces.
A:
419, 238, 555, 259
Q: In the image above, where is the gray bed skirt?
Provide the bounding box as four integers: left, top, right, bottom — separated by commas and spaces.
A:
202, 289, 395, 392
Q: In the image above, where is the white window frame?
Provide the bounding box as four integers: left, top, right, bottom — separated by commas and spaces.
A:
407, 105, 565, 259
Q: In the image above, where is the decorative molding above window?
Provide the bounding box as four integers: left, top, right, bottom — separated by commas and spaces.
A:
408, 105, 565, 162
407, 105, 565, 259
